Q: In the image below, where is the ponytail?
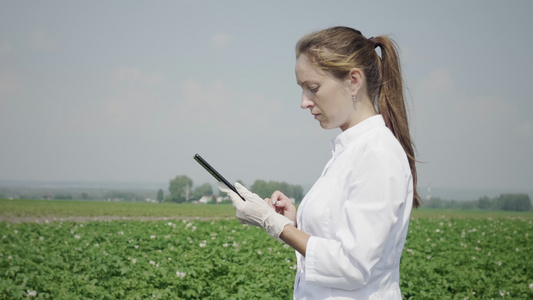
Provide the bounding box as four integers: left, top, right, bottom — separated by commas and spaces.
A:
295, 27, 421, 208
373, 36, 421, 208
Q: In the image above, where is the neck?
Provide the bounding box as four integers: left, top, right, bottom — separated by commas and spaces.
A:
341, 96, 377, 131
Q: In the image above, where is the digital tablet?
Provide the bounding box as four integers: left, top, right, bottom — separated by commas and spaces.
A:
193, 153, 245, 201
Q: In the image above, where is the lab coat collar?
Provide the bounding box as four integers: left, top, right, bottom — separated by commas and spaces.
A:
330, 114, 385, 155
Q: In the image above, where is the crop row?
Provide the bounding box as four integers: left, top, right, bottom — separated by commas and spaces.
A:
1, 219, 295, 299
1, 215, 532, 299
401, 216, 532, 299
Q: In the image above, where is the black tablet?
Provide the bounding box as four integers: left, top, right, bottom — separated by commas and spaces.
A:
193, 153, 245, 201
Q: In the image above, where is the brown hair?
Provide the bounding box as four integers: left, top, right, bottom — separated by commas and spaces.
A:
296, 26, 421, 208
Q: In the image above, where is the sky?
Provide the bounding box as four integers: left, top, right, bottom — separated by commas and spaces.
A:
1, 1, 532, 197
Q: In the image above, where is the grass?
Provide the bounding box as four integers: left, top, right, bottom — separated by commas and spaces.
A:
411, 208, 533, 219
1, 199, 531, 221
0, 199, 236, 219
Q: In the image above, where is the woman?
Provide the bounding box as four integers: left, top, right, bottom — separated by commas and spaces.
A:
218, 26, 421, 299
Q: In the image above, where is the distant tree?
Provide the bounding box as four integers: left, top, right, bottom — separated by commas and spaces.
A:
290, 185, 304, 203
163, 195, 172, 203
250, 180, 304, 203
208, 196, 217, 204
425, 197, 443, 209
460, 201, 476, 210
156, 189, 164, 203
54, 194, 73, 200
192, 183, 213, 200
169, 175, 193, 203
516, 194, 532, 211
497, 194, 531, 211
80, 192, 90, 200
478, 196, 492, 210
249, 179, 266, 196
446, 200, 459, 210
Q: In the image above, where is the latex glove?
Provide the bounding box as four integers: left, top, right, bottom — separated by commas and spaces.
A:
218, 182, 293, 240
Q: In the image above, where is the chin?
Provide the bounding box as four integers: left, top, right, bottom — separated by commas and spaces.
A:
319, 122, 336, 130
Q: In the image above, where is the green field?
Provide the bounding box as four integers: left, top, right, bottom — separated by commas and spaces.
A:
1, 199, 532, 299
2, 199, 532, 221
0, 199, 236, 220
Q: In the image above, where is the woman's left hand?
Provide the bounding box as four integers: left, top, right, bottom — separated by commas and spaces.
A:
269, 191, 298, 228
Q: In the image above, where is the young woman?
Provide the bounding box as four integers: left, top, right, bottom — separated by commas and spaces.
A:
219, 26, 421, 299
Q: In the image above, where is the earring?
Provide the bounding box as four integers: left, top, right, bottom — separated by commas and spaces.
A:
352, 95, 357, 102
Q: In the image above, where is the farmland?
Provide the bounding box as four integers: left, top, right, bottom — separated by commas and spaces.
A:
1, 199, 532, 299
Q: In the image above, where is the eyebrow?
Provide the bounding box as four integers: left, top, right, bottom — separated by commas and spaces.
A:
296, 78, 317, 86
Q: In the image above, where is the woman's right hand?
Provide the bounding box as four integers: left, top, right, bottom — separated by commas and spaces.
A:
269, 191, 298, 228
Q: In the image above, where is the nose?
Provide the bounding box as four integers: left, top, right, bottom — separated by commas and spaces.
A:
301, 93, 314, 109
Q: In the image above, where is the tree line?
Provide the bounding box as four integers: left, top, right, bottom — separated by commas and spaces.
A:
424, 193, 531, 211
161, 175, 304, 204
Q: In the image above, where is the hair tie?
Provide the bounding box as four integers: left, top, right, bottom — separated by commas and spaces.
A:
368, 37, 380, 49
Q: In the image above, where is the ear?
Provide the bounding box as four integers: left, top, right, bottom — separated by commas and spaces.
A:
346, 68, 364, 96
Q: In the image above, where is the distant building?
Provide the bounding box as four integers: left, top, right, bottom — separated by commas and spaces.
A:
198, 195, 214, 204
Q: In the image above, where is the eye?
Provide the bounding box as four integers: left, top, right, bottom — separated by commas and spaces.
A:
308, 85, 319, 93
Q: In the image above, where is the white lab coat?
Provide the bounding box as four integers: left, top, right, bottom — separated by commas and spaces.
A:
294, 115, 413, 299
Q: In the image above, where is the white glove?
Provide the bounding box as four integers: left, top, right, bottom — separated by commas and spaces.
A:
218, 182, 293, 241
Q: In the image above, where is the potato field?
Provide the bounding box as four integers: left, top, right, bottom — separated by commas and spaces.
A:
1, 200, 532, 299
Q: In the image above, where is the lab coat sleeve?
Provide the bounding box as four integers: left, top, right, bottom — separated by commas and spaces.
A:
304, 147, 409, 290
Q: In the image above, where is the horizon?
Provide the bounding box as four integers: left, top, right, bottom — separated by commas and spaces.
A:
1, 179, 531, 202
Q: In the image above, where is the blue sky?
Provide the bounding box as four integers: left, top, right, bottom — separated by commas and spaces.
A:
1, 1, 532, 196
